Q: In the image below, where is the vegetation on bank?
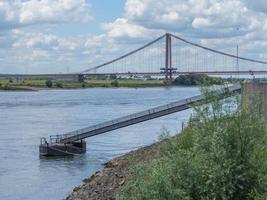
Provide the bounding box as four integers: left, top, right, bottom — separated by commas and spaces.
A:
118, 86, 267, 200
0, 78, 166, 90
173, 74, 223, 86
0, 74, 241, 90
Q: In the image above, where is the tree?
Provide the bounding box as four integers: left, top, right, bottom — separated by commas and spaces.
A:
173, 75, 222, 86
111, 80, 119, 87
45, 80, 53, 88
109, 74, 117, 80
55, 82, 63, 88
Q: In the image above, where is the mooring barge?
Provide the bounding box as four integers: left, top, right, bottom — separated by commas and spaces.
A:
39, 134, 86, 156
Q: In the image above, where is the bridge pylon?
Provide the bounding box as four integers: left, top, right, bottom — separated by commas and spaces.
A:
162, 33, 177, 83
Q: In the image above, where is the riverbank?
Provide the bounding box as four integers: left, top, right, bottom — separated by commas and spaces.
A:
66, 85, 267, 200
0, 79, 166, 91
66, 142, 161, 200
1, 86, 194, 200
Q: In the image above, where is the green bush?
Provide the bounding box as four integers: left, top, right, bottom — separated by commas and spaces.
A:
118, 86, 267, 200
111, 80, 119, 87
109, 74, 117, 80
173, 75, 223, 86
3, 83, 11, 90
45, 80, 53, 88
55, 82, 63, 88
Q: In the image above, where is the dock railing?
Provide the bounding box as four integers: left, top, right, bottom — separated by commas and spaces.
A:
41, 85, 241, 144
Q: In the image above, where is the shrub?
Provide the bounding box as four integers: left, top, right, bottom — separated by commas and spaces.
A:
45, 80, 53, 88
55, 82, 63, 88
118, 86, 267, 200
111, 80, 119, 87
110, 74, 117, 80
173, 75, 223, 86
3, 83, 11, 90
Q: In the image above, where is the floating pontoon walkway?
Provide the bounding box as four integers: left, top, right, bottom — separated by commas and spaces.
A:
58, 85, 241, 144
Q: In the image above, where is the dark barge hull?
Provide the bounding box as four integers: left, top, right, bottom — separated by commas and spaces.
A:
39, 141, 86, 156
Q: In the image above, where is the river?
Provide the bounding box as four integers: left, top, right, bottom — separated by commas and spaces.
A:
0, 87, 200, 200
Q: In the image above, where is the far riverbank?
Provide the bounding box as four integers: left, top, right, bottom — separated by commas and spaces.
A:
0, 74, 234, 91
0, 79, 168, 91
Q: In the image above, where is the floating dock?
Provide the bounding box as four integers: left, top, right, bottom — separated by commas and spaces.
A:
39, 85, 241, 156
39, 135, 86, 156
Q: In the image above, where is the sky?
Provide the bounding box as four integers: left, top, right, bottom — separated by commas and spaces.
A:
1, 0, 267, 74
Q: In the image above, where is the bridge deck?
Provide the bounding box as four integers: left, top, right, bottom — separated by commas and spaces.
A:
57, 85, 241, 144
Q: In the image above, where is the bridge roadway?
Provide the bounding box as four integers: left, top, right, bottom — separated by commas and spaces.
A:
58, 85, 241, 144
0, 73, 82, 81
82, 71, 267, 76
2, 70, 267, 82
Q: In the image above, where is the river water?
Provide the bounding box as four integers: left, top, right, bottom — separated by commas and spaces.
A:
0, 87, 199, 200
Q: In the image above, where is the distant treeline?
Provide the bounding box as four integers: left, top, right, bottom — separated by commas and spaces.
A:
173, 74, 223, 86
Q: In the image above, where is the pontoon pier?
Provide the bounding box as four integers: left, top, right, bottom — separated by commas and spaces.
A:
39, 85, 241, 156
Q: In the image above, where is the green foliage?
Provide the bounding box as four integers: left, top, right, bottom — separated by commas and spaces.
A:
111, 80, 119, 87
109, 74, 117, 80
252, 192, 267, 200
158, 127, 171, 141
118, 86, 267, 200
55, 82, 63, 88
45, 80, 53, 88
2, 83, 11, 90
173, 74, 223, 86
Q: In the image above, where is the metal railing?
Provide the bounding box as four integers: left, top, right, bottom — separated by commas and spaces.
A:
60, 94, 204, 138
41, 85, 241, 144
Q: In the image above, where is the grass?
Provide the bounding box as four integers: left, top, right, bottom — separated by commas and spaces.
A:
0, 79, 82, 90
85, 79, 165, 88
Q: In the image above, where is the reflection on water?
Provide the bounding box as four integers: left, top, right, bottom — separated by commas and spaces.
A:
0, 87, 199, 200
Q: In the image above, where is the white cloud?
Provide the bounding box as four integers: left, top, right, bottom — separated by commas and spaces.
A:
102, 18, 161, 40
12, 31, 81, 51
192, 18, 213, 29
123, 0, 255, 38
2, 0, 267, 73
32, 49, 49, 58
0, 0, 92, 31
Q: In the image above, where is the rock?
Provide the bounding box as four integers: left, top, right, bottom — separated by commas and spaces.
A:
73, 186, 80, 192
119, 179, 125, 186
105, 160, 119, 168
65, 142, 160, 200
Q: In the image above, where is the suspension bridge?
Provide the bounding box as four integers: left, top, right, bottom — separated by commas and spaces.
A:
3, 33, 267, 83
30, 32, 267, 156
80, 33, 267, 82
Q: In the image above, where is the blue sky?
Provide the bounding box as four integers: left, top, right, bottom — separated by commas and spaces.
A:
1, 0, 267, 74
52, 0, 125, 36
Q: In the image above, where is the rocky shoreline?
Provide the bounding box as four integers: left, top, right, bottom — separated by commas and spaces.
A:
66, 142, 161, 200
